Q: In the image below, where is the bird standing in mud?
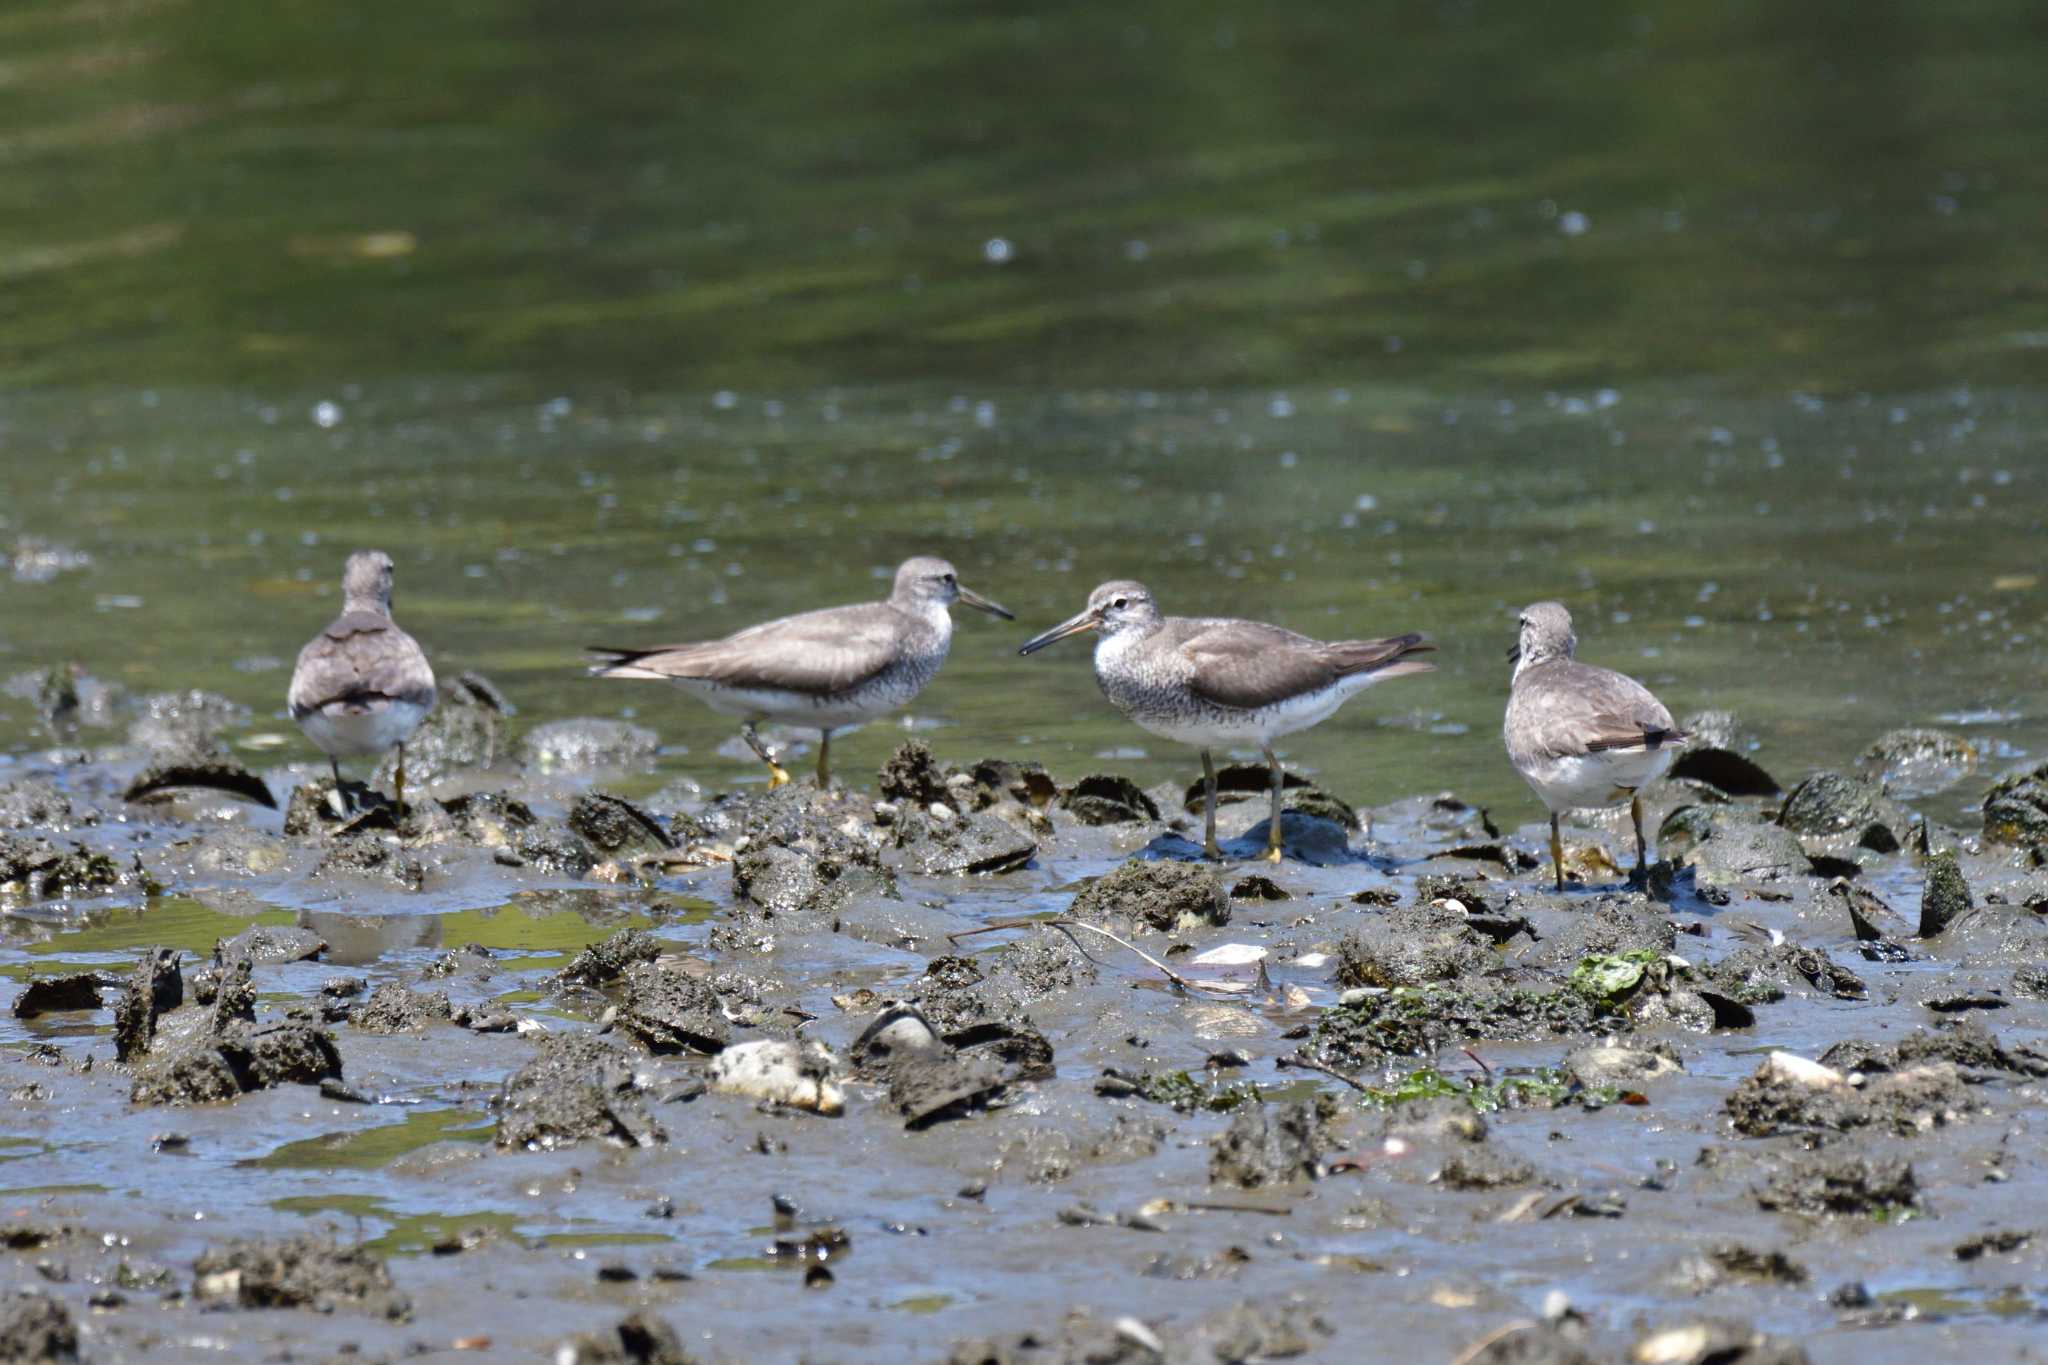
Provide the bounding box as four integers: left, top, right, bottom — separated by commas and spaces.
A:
588, 556, 1013, 788
1503, 601, 1686, 891
289, 550, 438, 814
1019, 580, 1435, 862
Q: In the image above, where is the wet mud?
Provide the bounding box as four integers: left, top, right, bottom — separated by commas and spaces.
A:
3, 708, 2047, 1362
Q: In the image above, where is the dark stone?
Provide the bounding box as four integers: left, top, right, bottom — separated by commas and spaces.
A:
11, 973, 107, 1019
1982, 761, 2048, 849
1057, 773, 1160, 826
570, 793, 673, 855
1667, 747, 1780, 797
112, 948, 181, 1063
494, 1034, 664, 1150
372, 677, 507, 788
123, 750, 276, 809
557, 1313, 702, 1365
1438, 1148, 1537, 1190
192, 1235, 408, 1318
314, 833, 427, 891
1182, 763, 1311, 813
1777, 772, 1907, 848
1918, 852, 1974, 938
734, 839, 896, 915
614, 964, 729, 1054
1069, 859, 1228, 934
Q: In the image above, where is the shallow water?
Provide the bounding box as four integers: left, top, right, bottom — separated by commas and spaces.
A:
3, 0, 2048, 1359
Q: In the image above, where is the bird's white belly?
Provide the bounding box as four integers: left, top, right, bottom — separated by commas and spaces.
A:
1517, 746, 1676, 813
674, 680, 897, 731
1127, 677, 1368, 751
298, 700, 429, 757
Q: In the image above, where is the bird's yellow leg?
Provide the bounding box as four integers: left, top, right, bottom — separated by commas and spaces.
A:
1550, 813, 1565, 892
1201, 749, 1223, 861
816, 730, 832, 789
742, 723, 792, 789
1260, 745, 1285, 863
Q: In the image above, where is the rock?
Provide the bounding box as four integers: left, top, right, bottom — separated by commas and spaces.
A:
614, 964, 729, 1054
1334, 901, 1501, 988
1678, 813, 1811, 887
1705, 944, 1867, 1004
123, 748, 276, 809
494, 1035, 664, 1150
892, 807, 1036, 876
423, 943, 498, 979
192, 1235, 408, 1318
734, 839, 895, 917
877, 741, 952, 806
1182, 763, 1311, 813
1668, 1244, 1809, 1292
314, 833, 426, 891
129, 1021, 343, 1106
112, 948, 181, 1063
1240, 809, 1355, 865
0, 833, 126, 900
908, 957, 1056, 1079
569, 793, 672, 856
1069, 859, 1229, 933
1312, 983, 1603, 1068
1667, 747, 1780, 798
1776, 772, 1907, 851
707, 1039, 844, 1114
557, 929, 662, 986
854, 1006, 1008, 1128
0, 1291, 78, 1362
1438, 1148, 1536, 1190
1724, 1052, 1973, 1138
1858, 727, 1975, 798
11, 972, 107, 1019
215, 925, 327, 967
1755, 1153, 1918, 1217
1563, 1042, 1682, 1089
1918, 851, 1974, 938
1209, 1099, 1332, 1188
350, 984, 453, 1034
518, 719, 660, 775
1057, 773, 1160, 826
1982, 761, 2048, 849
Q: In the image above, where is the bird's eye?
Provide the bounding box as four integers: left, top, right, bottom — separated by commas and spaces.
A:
1111, 597, 1128, 610
941, 572, 955, 584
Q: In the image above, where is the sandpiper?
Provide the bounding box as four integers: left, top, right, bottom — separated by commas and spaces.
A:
587, 556, 1013, 788
1503, 601, 1687, 891
288, 550, 438, 812
1018, 580, 1434, 862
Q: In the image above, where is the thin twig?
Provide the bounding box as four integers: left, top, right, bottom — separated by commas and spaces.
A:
945, 914, 1061, 945
1046, 919, 1193, 994
1461, 1046, 1493, 1079
1273, 1051, 1372, 1094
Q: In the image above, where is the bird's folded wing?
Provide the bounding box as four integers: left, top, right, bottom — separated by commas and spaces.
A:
1518, 665, 1681, 759
597, 606, 902, 696
290, 616, 437, 716
1177, 619, 1342, 710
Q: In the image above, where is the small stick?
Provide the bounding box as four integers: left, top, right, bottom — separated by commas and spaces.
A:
1177, 1199, 1293, 1216
1274, 1051, 1372, 1094
1046, 919, 1194, 994
946, 914, 1061, 945
1461, 1046, 1493, 1079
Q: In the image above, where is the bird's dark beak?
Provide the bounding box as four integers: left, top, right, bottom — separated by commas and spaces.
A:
1506, 644, 1521, 663
957, 585, 1015, 621
1018, 607, 1100, 656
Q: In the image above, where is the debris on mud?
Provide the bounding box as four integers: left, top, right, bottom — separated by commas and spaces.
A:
0, 832, 128, 900
1754, 1152, 1919, 1217
192, 1235, 409, 1318
1209, 1098, 1335, 1187
1981, 760, 2048, 851
1723, 1052, 1975, 1137
112, 948, 181, 1062
129, 1015, 344, 1107
555, 1312, 700, 1365
1917, 851, 1974, 938
1058, 773, 1160, 825
0, 1291, 78, 1363
350, 983, 454, 1033
494, 1034, 665, 1150
1334, 899, 1507, 987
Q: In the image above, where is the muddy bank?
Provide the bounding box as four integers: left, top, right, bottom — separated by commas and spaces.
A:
2, 714, 2046, 1362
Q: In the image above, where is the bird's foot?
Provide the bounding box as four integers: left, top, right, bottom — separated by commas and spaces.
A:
1202, 839, 1224, 862
766, 764, 793, 790
1259, 843, 1284, 865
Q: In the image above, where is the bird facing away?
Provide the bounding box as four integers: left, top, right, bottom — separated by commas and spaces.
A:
587, 556, 1013, 788
288, 550, 438, 813
1019, 580, 1435, 862
1503, 601, 1686, 891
